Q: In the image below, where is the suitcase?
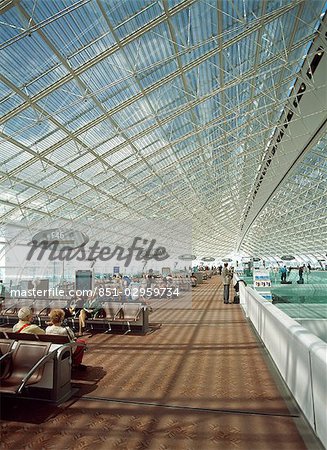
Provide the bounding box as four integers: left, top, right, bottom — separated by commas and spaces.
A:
233, 294, 240, 304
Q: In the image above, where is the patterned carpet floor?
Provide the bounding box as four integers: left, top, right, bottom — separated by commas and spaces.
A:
0, 277, 315, 449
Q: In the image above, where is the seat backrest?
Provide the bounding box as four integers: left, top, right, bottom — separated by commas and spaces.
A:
38, 334, 70, 344
0, 339, 15, 354
16, 299, 34, 308
122, 303, 142, 320
10, 341, 51, 386
104, 302, 122, 319
5, 332, 39, 341
32, 301, 51, 316
0, 300, 17, 314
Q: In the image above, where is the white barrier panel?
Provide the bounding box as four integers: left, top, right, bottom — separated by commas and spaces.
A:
310, 343, 327, 445
239, 284, 327, 447
296, 319, 327, 343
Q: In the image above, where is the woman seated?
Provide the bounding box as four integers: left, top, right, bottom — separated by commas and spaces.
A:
78, 295, 105, 336
46, 309, 87, 370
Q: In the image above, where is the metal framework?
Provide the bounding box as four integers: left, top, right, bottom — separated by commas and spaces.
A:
0, 0, 326, 259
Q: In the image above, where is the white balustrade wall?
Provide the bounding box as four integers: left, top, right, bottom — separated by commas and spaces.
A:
237, 278, 327, 448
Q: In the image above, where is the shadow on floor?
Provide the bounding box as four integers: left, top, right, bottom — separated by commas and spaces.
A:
0, 365, 106, 424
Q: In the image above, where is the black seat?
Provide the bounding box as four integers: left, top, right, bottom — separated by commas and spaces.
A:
0, 339, 15, 354
0, 341, 51, 394
113, 303, 142, 333
5, 332, 39, 341
37, 334, 70, 344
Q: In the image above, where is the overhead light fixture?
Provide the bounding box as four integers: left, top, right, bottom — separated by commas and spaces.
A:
178, 254, 196, 260
280, 255, 295, 261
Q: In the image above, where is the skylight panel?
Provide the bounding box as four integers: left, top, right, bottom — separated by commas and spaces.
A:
78, 162, 104, 179
28, 129, 67, 154
103, 0, 162, 40
94, 135, 126, 155
64, 104, 104, 132
63, 151, 94, 171
1, 34, 63, 89
15, 160, 50, 179
0, 141, 24, 163
0, 90, 24, 115
1, 151, 33, 172
106, 145, 135, 165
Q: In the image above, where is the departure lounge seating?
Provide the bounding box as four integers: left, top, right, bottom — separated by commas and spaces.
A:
85, 301, 123, 332
3, 332, 71, 345
0, 299, 53, 327
0, 299, 46, 326
0, 299, 20, 324
0, 336, 78, 403
82, 302, 149, 334
63, 301, 150, 334
0, 339, 15, 379
0, 338, 15, 355
32, 300, 52, 325
112, 303, 143, 333
4, 332, 39, 341
0, 341, 51, 394
0, 297, 150, 334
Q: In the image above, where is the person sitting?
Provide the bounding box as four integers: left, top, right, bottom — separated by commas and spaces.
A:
63, 296, 83, 320
13, 307, 45, 334
190, 273, 197, 287
78, 295, 105, 336
46, 309, 87, 370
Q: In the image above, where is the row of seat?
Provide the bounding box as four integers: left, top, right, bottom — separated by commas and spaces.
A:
0, 331, 71, 344
76, 302, 146, 333
0, 299, 52, 325
0, 301, 149, 334
0, 336, 75, 403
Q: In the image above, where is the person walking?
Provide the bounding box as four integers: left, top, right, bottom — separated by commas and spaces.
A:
222, 263, 231, 304
280, 265, 287, 282
0, 279, 4, 300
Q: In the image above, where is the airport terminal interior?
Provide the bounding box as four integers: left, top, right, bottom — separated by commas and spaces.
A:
0, 0, 326, 449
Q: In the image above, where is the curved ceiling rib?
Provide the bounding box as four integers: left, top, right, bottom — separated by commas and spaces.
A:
237, 17, 327, 253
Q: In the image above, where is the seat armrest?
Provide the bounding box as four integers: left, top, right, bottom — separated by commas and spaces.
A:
3, 305, 17, 314
17, 349, 58, 394
0, 351, 13, 379
113, 307, 123, 319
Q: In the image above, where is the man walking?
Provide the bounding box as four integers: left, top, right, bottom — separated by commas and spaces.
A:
222, 263, 231, 304
280, 265, 287, 283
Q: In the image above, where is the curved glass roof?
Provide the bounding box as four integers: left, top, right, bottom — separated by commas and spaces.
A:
1, 0, 326, 259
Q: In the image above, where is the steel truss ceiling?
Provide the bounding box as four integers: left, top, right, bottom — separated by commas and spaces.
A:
0, 0, 326, 259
